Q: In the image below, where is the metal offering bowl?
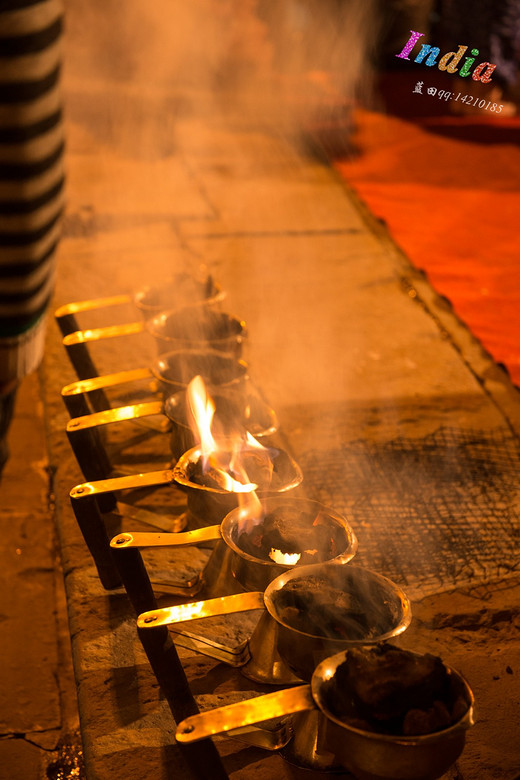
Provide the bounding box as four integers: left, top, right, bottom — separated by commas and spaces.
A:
151, 348, 249, 398
175, 647, 474, 780
138, 563, 410, 687
225, 497, 358, 592
265, 563, 412, 682
172, 440, 303, 526
113, 497, 357, 600
134, 272, 224, 319
147, 308, 246, 358
315, 649, 475, 780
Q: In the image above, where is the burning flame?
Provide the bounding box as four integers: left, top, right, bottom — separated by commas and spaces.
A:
237, 489, 264, 534
185, 375, 275, 494
269, 549, 301, 565
212, 465, 257, 493
186, 374, 217, 469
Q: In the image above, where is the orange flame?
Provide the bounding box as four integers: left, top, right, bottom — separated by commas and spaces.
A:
185, 375, 261, 493
208, 458, 258, 492
186, 375, 217, 470
237, 489, 264, 534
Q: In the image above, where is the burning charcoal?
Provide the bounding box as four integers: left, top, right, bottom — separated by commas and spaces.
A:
189, 462, 234, 490
339, 645, 449, 722
324, 645, 467, 736
238, 450, 274, 488
273, 575, 379, 639
236, 506, 346, 564
186, 459, 255, 491
185, 447, 278, 491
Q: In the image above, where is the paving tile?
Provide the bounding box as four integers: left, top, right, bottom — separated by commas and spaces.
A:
0, 376, 61, 739
0, 738, 43, 780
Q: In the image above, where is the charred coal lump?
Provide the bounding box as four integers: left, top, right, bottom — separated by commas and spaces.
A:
324, 645, 470, 736
272, 570, 397, 640
236, 506, 347, 563
186, 446, 282, 491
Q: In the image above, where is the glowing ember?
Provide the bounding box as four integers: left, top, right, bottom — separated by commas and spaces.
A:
269, 548, 301, 565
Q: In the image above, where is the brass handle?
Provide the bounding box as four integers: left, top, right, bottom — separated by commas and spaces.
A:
66, 401, 163, 432
62, 367, 153, 396
70, 469, 175, 500
55, 294, 132, 318
63, 320, 144, 345
110, 526, 222, 549
137, 590, 265, 628
176, 685, 313, 743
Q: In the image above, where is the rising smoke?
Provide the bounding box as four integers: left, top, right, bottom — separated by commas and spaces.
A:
65, 0, 378, 153
62, 0, 380, 412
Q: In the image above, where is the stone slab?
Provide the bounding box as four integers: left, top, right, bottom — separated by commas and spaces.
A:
0, 375, 61, 739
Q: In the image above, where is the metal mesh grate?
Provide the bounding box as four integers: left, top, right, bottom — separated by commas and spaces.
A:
298, 427, 520, 598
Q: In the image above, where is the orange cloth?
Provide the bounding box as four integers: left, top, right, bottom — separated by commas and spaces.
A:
335, 82, 520, 385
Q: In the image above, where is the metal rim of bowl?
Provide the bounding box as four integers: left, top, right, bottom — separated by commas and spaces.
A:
221, 497, 358, 571
173, 442, 303, 495
263, 562, 412, 644
311, 647, 475, 744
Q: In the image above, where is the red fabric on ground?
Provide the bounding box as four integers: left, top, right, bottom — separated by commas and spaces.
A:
335, 74, 520, 385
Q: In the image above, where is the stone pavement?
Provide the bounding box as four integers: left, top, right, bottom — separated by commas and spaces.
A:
2, 4, 520, 779
0, 370, 83, 780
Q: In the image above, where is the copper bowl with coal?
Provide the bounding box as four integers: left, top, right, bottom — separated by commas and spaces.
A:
138, 563, 410, 687
174, 644, 474, 780
172, 439, 303, 526
151, 348, 248, 399
134, 271, 224, 319
265, 563, 412, 682
225, 497, 358, 591
315, 644, 475, 780
147, 307, 246, 358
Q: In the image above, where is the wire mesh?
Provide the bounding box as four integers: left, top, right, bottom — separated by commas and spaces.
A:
298, 426, 520, 597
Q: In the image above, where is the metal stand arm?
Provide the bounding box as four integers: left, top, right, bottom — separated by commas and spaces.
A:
69, 491, 121, 589
69, 471, 176, 588
113, 546, 229, 780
